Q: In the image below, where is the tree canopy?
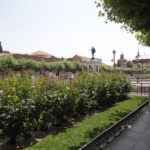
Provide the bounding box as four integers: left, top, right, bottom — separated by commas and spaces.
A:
96, 0, 150, 46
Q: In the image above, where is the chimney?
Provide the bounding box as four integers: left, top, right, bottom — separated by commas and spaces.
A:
0, 42, 3, 53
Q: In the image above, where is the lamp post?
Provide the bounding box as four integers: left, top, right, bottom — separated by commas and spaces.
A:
112, 50, 116, 69
90, 47, 96, 72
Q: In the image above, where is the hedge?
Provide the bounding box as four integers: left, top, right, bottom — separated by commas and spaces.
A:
0, 72, 131, 144
0, 55, 82, 73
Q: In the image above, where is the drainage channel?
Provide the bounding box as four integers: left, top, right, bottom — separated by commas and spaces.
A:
79, 101, 148, 150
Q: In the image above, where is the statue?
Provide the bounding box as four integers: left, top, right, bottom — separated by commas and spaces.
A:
91, 47, 96, 60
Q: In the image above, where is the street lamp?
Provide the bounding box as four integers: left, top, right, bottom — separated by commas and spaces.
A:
112, 50, 116, 69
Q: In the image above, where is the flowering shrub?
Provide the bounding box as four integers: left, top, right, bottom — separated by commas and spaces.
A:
0, 72, 131, 144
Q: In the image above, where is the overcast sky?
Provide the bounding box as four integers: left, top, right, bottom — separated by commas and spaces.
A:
0, 0, 150, 64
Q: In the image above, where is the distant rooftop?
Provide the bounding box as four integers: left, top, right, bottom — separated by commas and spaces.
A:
71, 55, 102, 63
31, 50, 56, 58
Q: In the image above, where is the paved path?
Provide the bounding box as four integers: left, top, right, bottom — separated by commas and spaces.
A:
106, 106, 150, 150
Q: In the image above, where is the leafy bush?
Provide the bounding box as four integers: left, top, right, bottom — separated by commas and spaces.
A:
0, 55, 82, 73
73, 72, 131, 112
0, 75, 35, 144
32, 78, 76, 130
0, 72, 131, 144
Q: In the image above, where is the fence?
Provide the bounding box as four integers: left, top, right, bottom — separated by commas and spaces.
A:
130, 78, 150, 96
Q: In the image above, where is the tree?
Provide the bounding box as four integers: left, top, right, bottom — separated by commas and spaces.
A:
96, 0, 150, 46
91, 47, 96, 59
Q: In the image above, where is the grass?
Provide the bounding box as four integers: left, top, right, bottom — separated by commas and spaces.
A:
25, 96, 147, 150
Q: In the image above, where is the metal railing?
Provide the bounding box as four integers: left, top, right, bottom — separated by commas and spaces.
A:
130, 79, 150, 96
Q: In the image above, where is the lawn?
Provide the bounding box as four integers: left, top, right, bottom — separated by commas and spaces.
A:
25, 96, 147, 150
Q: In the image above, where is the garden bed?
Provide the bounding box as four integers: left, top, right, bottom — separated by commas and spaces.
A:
0, 72, 131, 149
24, 96, 147, 150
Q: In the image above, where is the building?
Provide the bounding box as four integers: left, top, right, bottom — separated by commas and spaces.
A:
117, 53, 128, 68
31, 51, 55, 59
132, 50, 150, 68
12, 51, 58, 62
0, 42, 10, 54
70, 55, 102, 72
132, 57, 150, 68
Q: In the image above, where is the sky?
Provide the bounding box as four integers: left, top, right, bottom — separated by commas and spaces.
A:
0, 0, 150, 65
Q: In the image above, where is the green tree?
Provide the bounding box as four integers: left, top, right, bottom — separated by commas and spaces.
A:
96, 0, 150, 46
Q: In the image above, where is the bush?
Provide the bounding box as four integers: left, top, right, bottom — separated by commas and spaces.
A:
0, 75, 35, 144
73, 72, 131, 112
0, 72, 131, 144
33, 79, 76, 130
0, 56, 82, 73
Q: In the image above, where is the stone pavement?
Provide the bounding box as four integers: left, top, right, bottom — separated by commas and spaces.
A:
106, 106, 150, 150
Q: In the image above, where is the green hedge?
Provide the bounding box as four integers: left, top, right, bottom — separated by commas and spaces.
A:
0, 55, 82, 73
0, 72, 131, 144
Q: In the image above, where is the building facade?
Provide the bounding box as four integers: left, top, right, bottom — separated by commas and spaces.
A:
117, 53, 128, 68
